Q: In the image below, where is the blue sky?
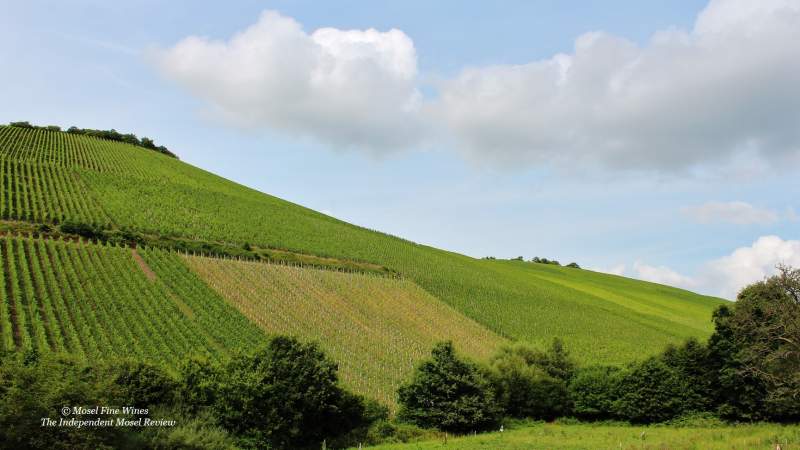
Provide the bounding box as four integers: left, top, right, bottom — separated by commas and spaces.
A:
1, 0, 798, 298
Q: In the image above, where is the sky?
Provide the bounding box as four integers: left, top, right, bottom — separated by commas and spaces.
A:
1, 0, 798, 299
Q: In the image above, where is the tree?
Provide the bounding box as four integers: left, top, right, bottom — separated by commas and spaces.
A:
566, 262, 580, 269
661, 338, 713, 412
614, 358, 691, 423
490, 349, 569, 419
568, 365, 622, 420
212, 336, 369, 449
398, 342, 501, 433
715, 265, 800, 421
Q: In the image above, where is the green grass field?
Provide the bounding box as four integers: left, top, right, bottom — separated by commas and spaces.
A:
364, 422, 800, 450
0, 125, 726, 366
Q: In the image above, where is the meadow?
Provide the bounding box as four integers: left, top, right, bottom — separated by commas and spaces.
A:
363, 422, 800, 450
0, 125, 725, 366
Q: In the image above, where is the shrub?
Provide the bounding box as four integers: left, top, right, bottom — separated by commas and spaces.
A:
212, 336, 370, 449
489, 341, 573, 419
614, 358, 691, 423
568, 365, 622, 420
106, 359, 177, 408
398, 341, 501, 433
59, 221, 102, 240
661, 338, 712, 412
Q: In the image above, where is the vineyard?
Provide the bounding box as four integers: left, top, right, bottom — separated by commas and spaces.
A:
0, 124, 726, 366
183, 255, 505, 406
0, 235, 265, 363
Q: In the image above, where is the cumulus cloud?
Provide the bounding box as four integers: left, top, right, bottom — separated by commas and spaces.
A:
628, 236, 800, 299
682, 201, 779, 225
435, 0, 800, 170
702, 235, 800, 299
154, 11, 425, 153
594, 263, 627, 277
633, 262, 697, 290
155, 1, 800, 170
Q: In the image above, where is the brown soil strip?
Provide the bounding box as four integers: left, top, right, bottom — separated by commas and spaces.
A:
131, 248, 156, 281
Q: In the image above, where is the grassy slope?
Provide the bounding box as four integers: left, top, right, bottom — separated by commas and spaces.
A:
0, 236, 265, 363
364, 423, 800, 450
0, 126, 726, 364
183, 255, 505, 406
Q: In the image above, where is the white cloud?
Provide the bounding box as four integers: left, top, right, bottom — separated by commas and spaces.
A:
155, 1, 800, 171
682, 201, 779, 225
628, 236, 800, 300
592, 264, 627, 276
434, 0, 800, 170
154, 11, 426, 153
702, 235, 800, 299
633, 262, 697, 290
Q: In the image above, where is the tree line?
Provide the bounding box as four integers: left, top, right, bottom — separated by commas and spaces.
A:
398, 265, 800, 433
8, 121, 178, 159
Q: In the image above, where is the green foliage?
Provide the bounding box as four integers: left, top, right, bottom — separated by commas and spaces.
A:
0, 353, 185, 449
8, 121, 177, 158
398, 342, 501, 433
362, 420, 436, 446
614, 358, 691, 423
139, 410, 235, 450
106, 359, 178, 408
1, 341, 378, 450
59, 220, 103, 239
568, 365, 622, 420
488, 340, 575, 420
705, 266, 800, 422
191, 336, 372, 450
661, 338, 713, 412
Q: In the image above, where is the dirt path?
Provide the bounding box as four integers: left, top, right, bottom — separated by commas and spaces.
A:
131, 249, 156, 281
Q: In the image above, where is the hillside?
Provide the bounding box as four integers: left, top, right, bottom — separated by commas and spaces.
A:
0, 236, 265, 361
184, 255, 504, 406
0, 124, 725, 371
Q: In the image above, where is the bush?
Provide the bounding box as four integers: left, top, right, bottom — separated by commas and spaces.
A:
211, 336, 371, 449
490, 342, 572, 420
398, 341, 501, 433
106, 360, 177, 408
614, 358, 691, 423
661, 338, 712, 412
568, 365, 622, 420
59, 221, 102, 240
0, 354, 150, 449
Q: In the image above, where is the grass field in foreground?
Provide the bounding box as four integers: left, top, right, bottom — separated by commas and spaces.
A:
183, 255, 506, 407
1, 125, 726, 365
364, 423, 800, 450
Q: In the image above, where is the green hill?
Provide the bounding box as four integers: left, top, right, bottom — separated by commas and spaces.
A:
0, 124, 725, 374
184, 254, 504, 406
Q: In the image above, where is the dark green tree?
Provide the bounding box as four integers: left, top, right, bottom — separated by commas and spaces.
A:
614, 358, 691, 423
568, 365, 622, 420
398, 342, 501, 433
212, 336, 368, 449
661, 338, 712, 412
